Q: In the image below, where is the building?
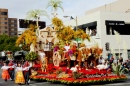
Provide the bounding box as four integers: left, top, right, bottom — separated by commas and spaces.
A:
64, 0, 130, 61
0, 8, 18, 36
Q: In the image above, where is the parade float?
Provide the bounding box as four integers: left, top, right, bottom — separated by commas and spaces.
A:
27, 18, 127, 85
15, 0, 127, 85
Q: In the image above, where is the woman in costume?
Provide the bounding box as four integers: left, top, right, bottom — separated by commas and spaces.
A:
15, 62, 25, 85
1, 62, 10, 81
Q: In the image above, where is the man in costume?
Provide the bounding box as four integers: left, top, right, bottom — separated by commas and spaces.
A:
8, 60, 15, 81
23, 61, 31, 85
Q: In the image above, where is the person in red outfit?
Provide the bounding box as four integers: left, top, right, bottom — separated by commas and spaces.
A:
23, 61, 31, 85
8, 60, 15, 81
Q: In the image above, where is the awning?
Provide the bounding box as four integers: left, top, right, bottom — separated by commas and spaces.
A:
83, 21, 97, 28
105, 20, 125, 26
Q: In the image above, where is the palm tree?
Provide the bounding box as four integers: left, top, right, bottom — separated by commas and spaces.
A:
26, 9, 49, 36
46, 0, 64, 17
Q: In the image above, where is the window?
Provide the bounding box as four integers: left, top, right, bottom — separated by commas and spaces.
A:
11, 24, 14, 27
11, 33, 14, 35
11, 20, 14, 23
44, 42, 53, 51
1, 26, 7, 29
106, 20, 130, 35
1, 18, 7, 20
0, 22, 7, 24
1, 12, 7, 15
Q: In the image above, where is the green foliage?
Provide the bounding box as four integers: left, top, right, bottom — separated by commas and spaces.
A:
0, 34, 20, 52
46, 0, 64, 12
25, 51, 38, 61
112, 63, 128, 75
72, 72, 82, 79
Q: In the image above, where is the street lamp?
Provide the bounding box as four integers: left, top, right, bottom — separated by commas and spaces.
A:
63, 16, 78, 30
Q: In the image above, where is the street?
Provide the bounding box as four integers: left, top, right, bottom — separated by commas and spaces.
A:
0, 69, 130, 86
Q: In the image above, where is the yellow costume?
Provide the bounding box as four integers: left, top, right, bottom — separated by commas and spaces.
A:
15, 67, 25, 84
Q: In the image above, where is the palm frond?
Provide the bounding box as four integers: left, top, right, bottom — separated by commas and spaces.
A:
26, 9, 49, 20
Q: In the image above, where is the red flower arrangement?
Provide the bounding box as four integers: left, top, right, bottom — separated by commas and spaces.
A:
30, 66, 127, 85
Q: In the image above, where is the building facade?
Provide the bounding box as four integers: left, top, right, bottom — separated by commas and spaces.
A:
64, 0, 130, 61
0, 8, 18, 36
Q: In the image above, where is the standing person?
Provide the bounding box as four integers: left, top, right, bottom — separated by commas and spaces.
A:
1, 62, 10, 82
15, 62, 25, 85
8, 60, 15, 81
23, 61, 31, 85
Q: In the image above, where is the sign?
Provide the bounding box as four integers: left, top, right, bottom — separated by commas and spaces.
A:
105, 20, 125, 26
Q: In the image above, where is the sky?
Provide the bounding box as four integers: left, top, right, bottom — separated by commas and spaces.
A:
0, 0, 117, 30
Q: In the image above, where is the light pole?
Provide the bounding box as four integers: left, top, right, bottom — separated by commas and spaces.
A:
63, 16, 78, 30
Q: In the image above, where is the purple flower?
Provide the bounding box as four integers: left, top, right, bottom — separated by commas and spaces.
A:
68, 50, 73, 56
53, 46, 60, 52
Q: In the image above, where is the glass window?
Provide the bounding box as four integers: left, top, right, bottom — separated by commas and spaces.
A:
1, 26, 7, 29
44, 42, 53, 51
1, 18, 7, 20
11, 24, 14, 26
1, 12, 7, 15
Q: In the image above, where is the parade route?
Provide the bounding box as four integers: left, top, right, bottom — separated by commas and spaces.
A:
0, 69, 130, 86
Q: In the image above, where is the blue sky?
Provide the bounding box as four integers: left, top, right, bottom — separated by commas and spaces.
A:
0, 0, 117, 30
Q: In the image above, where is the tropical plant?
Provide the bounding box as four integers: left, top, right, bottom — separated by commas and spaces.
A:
112, 63, 128, 75
46, 0, 64, 17
26, 9, 49, 36
25, 51, 38, 61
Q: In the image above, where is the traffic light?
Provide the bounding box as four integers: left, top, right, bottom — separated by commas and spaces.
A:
105, 42, 109, 51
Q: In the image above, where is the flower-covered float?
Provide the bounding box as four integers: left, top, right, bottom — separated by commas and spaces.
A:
16, 0, 127, 85
29, 16, 127, 85
30, 43, 127, 85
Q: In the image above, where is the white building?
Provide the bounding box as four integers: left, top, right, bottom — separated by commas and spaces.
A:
64, 0, 130, 61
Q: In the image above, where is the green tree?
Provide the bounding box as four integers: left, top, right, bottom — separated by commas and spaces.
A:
46, 0, 64, 17
0, 34, 21, 52
26, 9, 49, 36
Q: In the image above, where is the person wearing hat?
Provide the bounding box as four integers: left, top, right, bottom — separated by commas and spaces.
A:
8, 60, 15, 81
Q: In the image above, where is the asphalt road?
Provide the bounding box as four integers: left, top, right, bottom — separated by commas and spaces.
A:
0, 69, 130, 86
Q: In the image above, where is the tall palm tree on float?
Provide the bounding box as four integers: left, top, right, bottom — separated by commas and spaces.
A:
26, 9, 49, 37
46, 0, 64, 17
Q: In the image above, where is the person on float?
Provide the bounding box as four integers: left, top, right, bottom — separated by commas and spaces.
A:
8, 60, 15, 81
64, 41, 71, 68
15, 62, 25, 85
23, 61, 31, 85
1, 62, 10, 82
69, 42, 77, 68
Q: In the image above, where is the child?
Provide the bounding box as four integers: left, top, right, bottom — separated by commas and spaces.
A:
1, 62, 10, 81
15, 62, 25, 85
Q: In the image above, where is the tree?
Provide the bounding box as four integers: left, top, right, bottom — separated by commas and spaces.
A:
46, 0, 64, 17
26, 9, 49, 36
0, 34, 21, 52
